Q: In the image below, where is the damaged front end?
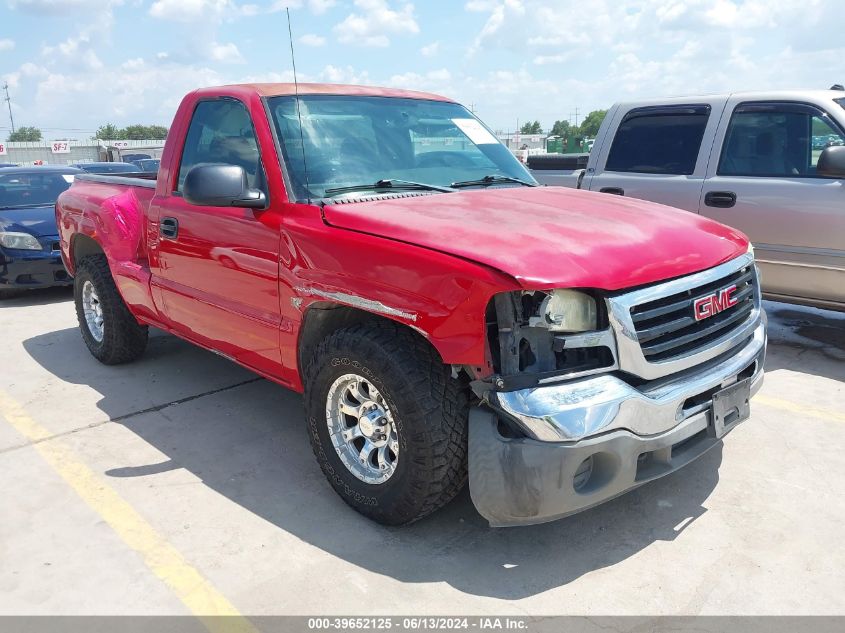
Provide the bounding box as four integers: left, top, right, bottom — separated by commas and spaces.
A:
468, 254, 766, 527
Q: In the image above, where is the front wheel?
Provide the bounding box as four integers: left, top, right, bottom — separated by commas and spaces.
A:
304, 322, 468, 525
74, 254, 148, 364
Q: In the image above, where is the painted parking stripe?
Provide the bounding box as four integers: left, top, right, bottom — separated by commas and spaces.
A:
0, 390, 258, 633
756, 394, 845, 423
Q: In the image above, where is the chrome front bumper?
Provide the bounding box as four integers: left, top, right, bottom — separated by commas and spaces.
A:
468, 319, 766, 527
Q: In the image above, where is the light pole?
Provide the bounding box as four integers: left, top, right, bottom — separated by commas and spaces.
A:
3, 82, 15, 134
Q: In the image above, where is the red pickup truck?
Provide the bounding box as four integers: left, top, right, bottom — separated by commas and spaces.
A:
57, 83, 767, 527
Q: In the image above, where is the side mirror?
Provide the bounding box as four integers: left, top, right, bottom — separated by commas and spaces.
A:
817, 145, 845, 178
183, 164, 266, 208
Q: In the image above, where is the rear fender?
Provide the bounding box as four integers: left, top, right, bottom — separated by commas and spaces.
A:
61, 185, 159, 323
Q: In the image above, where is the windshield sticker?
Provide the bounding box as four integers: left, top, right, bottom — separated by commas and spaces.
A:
452, 118, 498, 145
62, 175, 75, 183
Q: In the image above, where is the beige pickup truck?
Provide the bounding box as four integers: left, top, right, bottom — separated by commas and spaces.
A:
530, 89, 845, 312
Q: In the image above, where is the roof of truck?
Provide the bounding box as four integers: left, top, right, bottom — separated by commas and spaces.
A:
202, 83, 454, 102
614, 89, 845, 107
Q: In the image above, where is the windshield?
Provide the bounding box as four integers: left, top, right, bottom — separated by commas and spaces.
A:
268, 95, 536, 200
0, 171, 75, 208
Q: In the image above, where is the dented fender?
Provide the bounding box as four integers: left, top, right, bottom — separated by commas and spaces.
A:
57, 180, 160, 322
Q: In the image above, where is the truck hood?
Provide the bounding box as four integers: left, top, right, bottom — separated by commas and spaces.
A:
321, 187, 749, 291
0, 205, 59, 237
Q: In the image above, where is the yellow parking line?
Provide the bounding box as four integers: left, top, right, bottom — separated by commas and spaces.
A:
0, 390, 258, 633
756, 394, 845, 423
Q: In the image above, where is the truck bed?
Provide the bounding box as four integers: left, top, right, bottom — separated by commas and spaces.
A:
74, 172, 158, 188
527, 153, 588, 188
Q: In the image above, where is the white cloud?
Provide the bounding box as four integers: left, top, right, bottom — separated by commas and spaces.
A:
7, 0, 122, 14
385, 69, 452, 97
420, 41, 439, 57
0, 39, 14, 51
333, 0, 419, 47
300, 33, 326, 47
465, 0, 498, 11
533, 54, 569, 65
209, 42, 244, 63
42, 35, 103, 70
270, 0, 337, 13
320, 65, 372, 84
308, 0, 336, 13
149, 0, 230, 22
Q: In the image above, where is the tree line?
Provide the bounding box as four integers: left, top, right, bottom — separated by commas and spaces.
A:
94, 123, 168, 140
6, 124, 168, 142
519, 109, 608, 140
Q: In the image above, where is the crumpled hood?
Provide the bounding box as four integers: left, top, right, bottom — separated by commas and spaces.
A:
0, 205, 59, 237
321, 187, 749, 291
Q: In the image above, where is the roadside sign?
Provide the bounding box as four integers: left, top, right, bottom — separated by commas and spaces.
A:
51, 141, 71, 154
0, 142, 7, 155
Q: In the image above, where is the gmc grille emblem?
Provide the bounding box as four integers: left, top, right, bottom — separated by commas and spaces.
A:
693, 284, 738, 321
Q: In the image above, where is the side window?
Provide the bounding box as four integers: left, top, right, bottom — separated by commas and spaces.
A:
810, 115, 844, 168
176, 99, 262, 191
719, 104, 845, 177
605, 106, 710, 175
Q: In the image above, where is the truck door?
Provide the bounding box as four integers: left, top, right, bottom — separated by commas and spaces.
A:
151, 97, 284, 374
584, 100, 726, 212
700, 99, 845, 308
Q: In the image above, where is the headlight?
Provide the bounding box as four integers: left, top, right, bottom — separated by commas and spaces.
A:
529, 289, 597, 332
0, 232, 42, 250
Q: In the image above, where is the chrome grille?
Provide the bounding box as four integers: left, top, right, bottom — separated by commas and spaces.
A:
629, 264, 757, 362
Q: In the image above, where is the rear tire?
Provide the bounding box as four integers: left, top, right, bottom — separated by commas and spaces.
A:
304, 321, 468, 525
74, 254, 148, 364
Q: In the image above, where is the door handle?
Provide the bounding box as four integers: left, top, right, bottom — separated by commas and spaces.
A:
160, 217, 179, 239
599, 187, 624, 196
704, 191, 737, 208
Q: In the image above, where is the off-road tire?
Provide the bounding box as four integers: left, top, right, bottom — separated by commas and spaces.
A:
305, 321, 469, 525
74, 254, 148, 364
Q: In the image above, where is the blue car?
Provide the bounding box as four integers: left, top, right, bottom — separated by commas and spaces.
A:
0, 165, 82, 298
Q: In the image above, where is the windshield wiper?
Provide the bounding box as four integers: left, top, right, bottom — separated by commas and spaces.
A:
450, 174, 538, 188
323, 179, 455, 197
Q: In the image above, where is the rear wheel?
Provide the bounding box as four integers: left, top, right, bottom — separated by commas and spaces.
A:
74, 254, 148, 364
304, 321, 468, 525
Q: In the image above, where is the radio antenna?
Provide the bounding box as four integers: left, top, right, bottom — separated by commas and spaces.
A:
286, 7, 310, 203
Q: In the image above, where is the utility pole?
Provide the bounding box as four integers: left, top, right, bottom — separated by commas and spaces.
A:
569, 107, 580, 128
469, 102, 476, 114
3, 82, 15, 134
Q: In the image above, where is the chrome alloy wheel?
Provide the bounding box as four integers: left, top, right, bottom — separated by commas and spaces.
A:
326, 373, 399, 484
82, 280, 104, 342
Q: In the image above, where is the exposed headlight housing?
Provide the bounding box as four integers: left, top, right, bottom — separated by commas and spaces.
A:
0, 232, 42, 250
529, 289, 597, 332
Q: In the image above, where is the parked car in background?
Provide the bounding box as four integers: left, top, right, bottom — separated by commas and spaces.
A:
57, 83, 766, 527
0, 165, 81, 297
72, 162, 139, 174
131, 158, 161, 173
530, 90, 845, 312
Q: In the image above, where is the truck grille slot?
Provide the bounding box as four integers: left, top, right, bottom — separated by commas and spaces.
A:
629, 266, 756, 362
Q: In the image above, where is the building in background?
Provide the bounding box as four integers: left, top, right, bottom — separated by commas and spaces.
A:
0, 139, 165, 166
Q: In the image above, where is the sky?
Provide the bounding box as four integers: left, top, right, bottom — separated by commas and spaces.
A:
1, 0, 844, 140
